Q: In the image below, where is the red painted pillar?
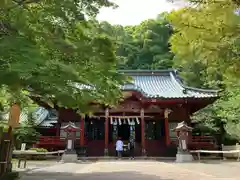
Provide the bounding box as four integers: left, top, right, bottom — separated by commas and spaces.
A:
104, 108, 109, 155
141, 108, 146, 156
80, 116, 85, 146
164, 109, 170, 145
56, 123, 60, 137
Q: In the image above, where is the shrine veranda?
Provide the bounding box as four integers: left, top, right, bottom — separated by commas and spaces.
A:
33, 70, 219, 156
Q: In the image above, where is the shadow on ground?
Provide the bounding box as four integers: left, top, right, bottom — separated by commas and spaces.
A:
21, 171, 173, 180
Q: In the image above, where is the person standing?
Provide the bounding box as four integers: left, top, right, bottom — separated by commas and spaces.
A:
128, 139, 135, 159
116, 137, 123, 159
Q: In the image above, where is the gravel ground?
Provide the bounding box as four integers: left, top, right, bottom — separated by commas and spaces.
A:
20, 160, 240, 180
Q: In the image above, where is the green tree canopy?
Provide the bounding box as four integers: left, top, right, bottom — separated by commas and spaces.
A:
99, 12, 174, 70
168, 0, 240, 141
1, 0, 127, 113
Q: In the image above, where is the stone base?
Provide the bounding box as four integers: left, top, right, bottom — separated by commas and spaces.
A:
104, 148, 109, 156
142, 148, 147, 157
176, 153, 193, 163
61, 152, 78, 163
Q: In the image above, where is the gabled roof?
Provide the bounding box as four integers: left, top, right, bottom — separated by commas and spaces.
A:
33, 107, 58, 127
120, 69, 219, 99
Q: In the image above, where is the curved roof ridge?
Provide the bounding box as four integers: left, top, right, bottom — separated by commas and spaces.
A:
170, 71, 219, 94
169, 72, 185, 91
183, 86, 219, 93
119, 69, 177, 74
121, 83, 148, 96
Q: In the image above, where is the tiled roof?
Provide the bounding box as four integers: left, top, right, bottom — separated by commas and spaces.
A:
30, 69, 219, 127
39, 120, 57, 127
120, 69, 219, 99
34, 107, 58, 127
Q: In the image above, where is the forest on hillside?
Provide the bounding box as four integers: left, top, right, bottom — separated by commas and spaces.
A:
0, 0, 240, 144
99, 13, 174, 71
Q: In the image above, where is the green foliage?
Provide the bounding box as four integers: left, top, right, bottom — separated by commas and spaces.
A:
0, 121, 8, 132
14, 112, 41, 144
29, 148, 48, 152
168, 0, 240, 141
99, 12, 174, 70
21, 148, 48, 160
0, 0, 126, 113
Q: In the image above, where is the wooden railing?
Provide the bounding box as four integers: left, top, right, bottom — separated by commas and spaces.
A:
37, 136, 88, 146
37, 136, 65, 145
190, 136, 217, 150
170, 136, 217, 150
37, 135, 217, 150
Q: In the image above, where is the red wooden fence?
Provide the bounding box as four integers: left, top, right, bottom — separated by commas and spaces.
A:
37, 135, 217, 150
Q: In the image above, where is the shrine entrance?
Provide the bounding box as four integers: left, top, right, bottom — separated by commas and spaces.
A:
118, 124, 130, 141
108, 117, 142, 156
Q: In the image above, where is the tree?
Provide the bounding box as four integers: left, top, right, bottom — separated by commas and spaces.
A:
99, 13, 174, 70
168, 0, 240, 141
0, 0, 126, 113
14, 110, 41, 147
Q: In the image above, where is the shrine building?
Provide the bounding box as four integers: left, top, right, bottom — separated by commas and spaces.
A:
34, 69, 219, 157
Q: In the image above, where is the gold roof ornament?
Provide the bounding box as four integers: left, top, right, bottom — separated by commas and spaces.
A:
164, 108, 172, 118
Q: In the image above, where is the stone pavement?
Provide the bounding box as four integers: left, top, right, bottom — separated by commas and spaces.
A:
12, 160, 58, 173
20, 160, 240, 180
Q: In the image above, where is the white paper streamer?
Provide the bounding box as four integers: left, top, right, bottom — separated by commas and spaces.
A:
113, 119, 117, 125
118, 118, 121, 125
136, 117, 140, 124
132, 119, 135, 125
127, 118, 130, 125
110, 117, 113, 125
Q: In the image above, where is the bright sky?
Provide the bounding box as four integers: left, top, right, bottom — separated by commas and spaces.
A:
97, 0, 186, 25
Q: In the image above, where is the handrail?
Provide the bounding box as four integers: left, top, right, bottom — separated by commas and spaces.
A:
37, 135, 216, 146
37, 136, 87, 145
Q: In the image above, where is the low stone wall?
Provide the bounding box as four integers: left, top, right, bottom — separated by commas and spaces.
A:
222, 144, 240, 158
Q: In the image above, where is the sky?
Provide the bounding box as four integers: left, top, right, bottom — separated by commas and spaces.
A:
97, 0, 186, 26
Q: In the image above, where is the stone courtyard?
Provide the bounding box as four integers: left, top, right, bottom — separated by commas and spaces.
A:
20, 160, 240, 180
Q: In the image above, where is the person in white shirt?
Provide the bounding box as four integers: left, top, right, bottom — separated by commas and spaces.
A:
116, 137, 123, 159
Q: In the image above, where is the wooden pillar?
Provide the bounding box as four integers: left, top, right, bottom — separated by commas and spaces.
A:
104, 108, 109, 156
140, 108, 146, 156
164, 108, 171, 146
80, 116, 85, 146
56, 123, 60, 136
6, 103, 20, 172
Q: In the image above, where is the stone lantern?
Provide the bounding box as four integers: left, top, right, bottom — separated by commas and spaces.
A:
172, 121, 193, 162
61, 122, 80, 162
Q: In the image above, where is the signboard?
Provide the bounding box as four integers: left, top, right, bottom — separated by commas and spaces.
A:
21, 143, 26, 151
181, 140, 187, 150
8, 103, 21, 128
67, 139, 73, 150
